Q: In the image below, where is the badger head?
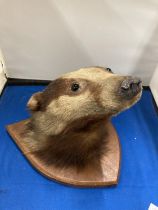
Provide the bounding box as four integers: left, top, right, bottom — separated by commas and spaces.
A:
27, 67, 142, 136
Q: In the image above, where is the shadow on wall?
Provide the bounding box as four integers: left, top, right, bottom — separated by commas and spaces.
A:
132, 18, 158, 85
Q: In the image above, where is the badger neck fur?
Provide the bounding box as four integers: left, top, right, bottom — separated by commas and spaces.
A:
26, 115, 109, 168
25, 67, 142, 169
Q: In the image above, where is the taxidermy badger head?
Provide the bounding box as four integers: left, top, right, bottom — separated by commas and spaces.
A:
26, 67, 142, 168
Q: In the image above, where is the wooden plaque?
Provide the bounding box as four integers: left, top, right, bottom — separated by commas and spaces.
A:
6, 120, 121, 187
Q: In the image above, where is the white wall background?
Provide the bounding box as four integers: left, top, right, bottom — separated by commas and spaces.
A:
0, 0, 158, 84
150, 66, 158, 106
0, 50, 6, 94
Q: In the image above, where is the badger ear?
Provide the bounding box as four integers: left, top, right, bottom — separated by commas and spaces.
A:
27, 92, 43, 111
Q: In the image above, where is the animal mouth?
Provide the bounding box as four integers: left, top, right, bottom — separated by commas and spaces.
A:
120, 77, 142, 100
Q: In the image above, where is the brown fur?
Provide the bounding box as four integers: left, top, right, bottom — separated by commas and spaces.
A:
26, 116, 109, 168
28, 78, 100, 112
24, 67, 142, 169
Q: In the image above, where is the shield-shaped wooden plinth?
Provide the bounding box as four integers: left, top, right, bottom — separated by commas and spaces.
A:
6, 120, 121, 187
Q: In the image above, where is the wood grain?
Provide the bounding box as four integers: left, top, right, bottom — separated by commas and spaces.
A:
6, 120, 121, 187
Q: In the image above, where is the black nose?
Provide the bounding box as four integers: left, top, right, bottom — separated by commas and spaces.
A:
121, 77, 142, 90
121, 77, 142, 98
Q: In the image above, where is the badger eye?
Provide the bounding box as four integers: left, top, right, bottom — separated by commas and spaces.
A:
106, 68, 112, 72
71, 83, 80, 91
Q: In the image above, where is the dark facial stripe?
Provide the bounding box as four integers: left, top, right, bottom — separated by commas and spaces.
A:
38, 78, 101, 111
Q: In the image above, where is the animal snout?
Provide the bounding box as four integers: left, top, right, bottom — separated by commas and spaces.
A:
120, 77, 142, 99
